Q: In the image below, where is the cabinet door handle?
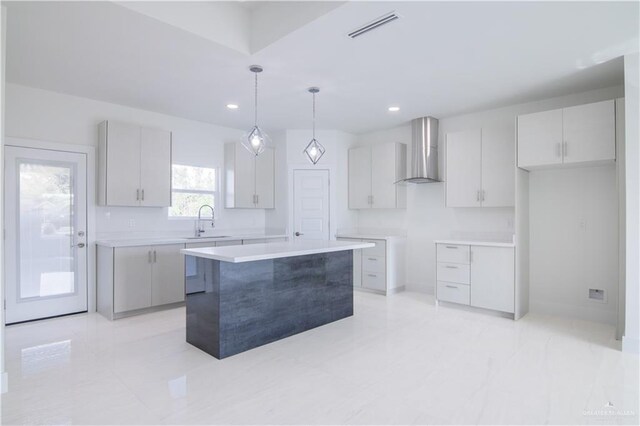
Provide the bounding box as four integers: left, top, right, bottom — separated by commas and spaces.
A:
136, 189, 140, 201
367, 274, 377, 278
445, 285, 458, 289
445, 246, 458, 249
148, 250, 152, 263
367, 258, 377, 261
141, 189, 145, 201
445, 265, 458, 269
482, 190, 485, 202
476, 190, 480, 202
563, 141, 568, 157
256, 194, 259, 205
153, 250, 157, 263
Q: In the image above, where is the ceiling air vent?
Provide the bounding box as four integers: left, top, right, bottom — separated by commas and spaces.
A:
347, 12, 400, 39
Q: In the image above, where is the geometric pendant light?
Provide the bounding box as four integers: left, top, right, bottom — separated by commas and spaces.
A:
303, 87, 326, 164
242, 65, 271, 156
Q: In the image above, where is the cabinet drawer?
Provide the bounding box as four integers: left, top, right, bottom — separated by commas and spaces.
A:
362, 239, 386, 256
437, 281, 470, 305
362, 255, 385, 273
436, 244, 470, 264
437, 262, 470, 284
362, 271, 386, 292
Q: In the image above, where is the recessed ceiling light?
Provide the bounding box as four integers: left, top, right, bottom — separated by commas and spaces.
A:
226, 104, 239, 110
388, 106, 400, 112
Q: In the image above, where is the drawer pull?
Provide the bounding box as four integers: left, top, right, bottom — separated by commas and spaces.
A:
445, 246, 458, 249
445, 265, 458, 269
445, 285, 458, 289
367, 274, 377, 278
367, 258, 377, 261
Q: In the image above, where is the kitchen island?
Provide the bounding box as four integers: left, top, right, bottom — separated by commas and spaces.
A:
181, 240, 374, 359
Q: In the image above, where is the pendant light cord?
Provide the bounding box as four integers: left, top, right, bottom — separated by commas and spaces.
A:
254, 72, 258, 126
312, 91, 316, 139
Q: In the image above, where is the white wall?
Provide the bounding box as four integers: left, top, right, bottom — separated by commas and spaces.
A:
624, 52, 639, 352
354, 85, 624, 328
529, 166, 618, 324
5, 84, 267, 239
266, 129, 358, 237
1, 5, 7, 393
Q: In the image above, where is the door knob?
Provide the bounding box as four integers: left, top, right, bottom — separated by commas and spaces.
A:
295, 232, 304, 237
73, 242, 86, 248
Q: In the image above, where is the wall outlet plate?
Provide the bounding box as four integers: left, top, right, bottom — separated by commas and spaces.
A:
588, 288, 606, 303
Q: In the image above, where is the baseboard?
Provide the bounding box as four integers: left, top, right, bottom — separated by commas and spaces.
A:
1, 371, 7, 393
622, 336, 639, 354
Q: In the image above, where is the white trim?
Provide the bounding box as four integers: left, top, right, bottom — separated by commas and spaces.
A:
4, 137, 97, 314
288, 164, 336, 240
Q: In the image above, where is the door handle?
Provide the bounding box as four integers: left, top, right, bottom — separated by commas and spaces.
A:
295, 232, 304, 237
72, 242, 85, 248
136, 189, 140, 201
141, 189, 145, 201
153, 250, 157, 263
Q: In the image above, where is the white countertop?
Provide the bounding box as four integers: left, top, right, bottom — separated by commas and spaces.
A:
96, 233, 287, 248
181, 240, 375, 263
336, 232, 406, 241
434, 239, 515, 248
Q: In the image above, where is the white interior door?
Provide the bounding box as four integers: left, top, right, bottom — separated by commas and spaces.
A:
293, 169, 330, 240
4, 146, 88, 324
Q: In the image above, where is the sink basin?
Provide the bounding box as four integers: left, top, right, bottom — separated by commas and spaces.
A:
186, 236, 231, 240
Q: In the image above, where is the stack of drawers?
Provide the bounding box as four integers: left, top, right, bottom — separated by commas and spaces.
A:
436, 244, 471, 305
361, 240, 386, 292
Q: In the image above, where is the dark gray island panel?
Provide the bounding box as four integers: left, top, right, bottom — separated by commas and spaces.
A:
186, 250, 353, 359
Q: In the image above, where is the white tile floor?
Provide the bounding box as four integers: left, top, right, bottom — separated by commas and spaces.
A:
1, 291, 638, 425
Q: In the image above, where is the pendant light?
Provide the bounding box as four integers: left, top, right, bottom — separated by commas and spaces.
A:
303, 87, 326, 164
242, 65, 270, 156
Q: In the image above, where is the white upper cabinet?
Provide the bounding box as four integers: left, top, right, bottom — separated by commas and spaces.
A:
517, 99, 615, 170
445, 127, 514, 208
224, 143, 275, 209
562, 100, 615, 165
446, 129, 482, 207
348, 142, 406, 209
517, 109, 563, 169
140, 127, 172, 207
98, 121, 172, 207
482, 126, 515, 207
348, 146, 372, 209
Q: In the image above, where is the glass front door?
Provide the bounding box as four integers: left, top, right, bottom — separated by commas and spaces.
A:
4, 146, 88, 324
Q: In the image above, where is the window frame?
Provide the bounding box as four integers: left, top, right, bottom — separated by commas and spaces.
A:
168, 165, 218, 220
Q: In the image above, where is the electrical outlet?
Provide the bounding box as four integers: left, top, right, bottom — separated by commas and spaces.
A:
128, 219, 136, 228
588, 288, 606, 303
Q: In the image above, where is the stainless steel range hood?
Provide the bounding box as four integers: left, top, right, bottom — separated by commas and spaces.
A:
398, 116, 440, 183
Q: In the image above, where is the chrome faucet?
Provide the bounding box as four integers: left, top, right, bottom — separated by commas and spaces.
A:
195, 204, 215, 237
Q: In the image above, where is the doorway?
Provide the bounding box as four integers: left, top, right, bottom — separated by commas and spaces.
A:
4, 146, 88, 324
293, 169, 330, 240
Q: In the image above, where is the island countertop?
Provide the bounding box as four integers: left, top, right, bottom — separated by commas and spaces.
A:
181, 240, 374, 263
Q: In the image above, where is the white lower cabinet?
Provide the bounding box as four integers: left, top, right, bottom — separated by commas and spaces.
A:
436, 243, 515, 315
98, 243, 185, 319
336, 236, 405, 294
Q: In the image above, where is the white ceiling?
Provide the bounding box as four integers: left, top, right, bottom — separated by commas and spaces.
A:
5, 1, 639, 134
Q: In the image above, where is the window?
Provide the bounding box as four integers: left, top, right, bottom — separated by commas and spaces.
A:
169, 165, 217, 218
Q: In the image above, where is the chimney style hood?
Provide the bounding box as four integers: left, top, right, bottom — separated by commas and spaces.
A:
398, 116, 440, 183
